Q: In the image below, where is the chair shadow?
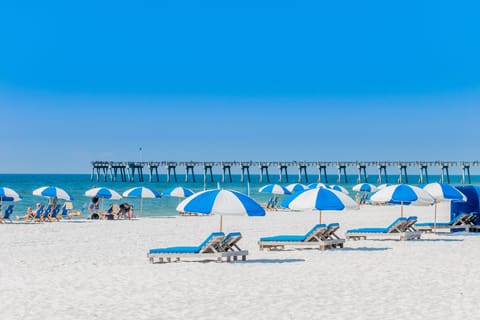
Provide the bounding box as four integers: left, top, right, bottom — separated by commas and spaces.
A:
340, 247, 391, 252
237, 258, 306, 264
414, 238, 464, 242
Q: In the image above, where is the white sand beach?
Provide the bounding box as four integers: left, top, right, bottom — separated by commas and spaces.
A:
1, 203, 479, 320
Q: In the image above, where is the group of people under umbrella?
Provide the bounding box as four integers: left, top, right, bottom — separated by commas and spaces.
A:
0, 183, 468, 235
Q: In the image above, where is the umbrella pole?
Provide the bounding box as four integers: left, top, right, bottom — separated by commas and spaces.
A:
219, 215, 223, 232
319, 210, 322, 224
401, 202, 404, 218
434, 202, 437, 234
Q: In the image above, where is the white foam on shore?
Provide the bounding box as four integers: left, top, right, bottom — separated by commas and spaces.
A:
1, 203, 479, 320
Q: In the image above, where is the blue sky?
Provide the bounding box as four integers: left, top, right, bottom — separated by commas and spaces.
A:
1, 1, 480, 173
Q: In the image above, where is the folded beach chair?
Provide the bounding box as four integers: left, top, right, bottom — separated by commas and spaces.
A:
39, 204, 53, 222
258, 224, 333, 251
415, 213, 470, 232
0, 205, 14, 223
464, 212, 479, 225
346, 217, 421, 241
148, 232, 244, 264
48, 205, 61, 222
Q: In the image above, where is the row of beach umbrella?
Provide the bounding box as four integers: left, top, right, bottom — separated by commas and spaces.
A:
1, 183, 469, 233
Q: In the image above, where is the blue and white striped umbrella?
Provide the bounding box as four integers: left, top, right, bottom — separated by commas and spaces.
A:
307, 183, 327, 189
123, 187, 161, 217
377, 183, 391, 190
370, 184, 434, 217
352, 183, 377, 193
85, 187, 122, 200
285, 183, 307, 193
282, 187, 359, 223
422, 183, 467, 233
162, 186, 194, 198
0, 187, 22, 202
122, 187, 161, 199
259, 184, 291, 195
328, 185, 349, 194
177, 189, 265, 231
33, 186, 74, 201
422, 183, 467, 202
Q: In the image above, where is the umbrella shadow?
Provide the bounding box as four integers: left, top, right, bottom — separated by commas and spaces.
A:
413, 238, 464, 242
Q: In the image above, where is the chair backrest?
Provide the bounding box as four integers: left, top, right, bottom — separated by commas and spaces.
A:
197, 232, 225, 253
44, 204, 53, 216
304, 224, 327, 241
386, 217, 408, 233
465, 212, 479, 225
3, 205, 14, 219
403, 216, 418, 231
325, 223, 340, 239
35, 205, 45, 219
450, 213, 469, 226
222, 232, 242, 251
52, 205, 61, 218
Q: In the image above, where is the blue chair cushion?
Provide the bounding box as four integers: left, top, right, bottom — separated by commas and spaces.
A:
347, 227, 389, 233
415, 222, 451, 227
149, 232, 225, 254
149, 246, 200, 254
385, 217, 407, 230
260, 235, 307, 242
224, 232, 241, 242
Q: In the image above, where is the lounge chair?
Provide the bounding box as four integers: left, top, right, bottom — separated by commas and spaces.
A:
38, 204, 53, 222
415, 213, 471, 232
258, 224, 334, 251
404, 216, 419, 232
30, 205, 45, 222
148, 232, 247, 263
346, 217, 421, 241
464, 212, 479, 225
0, 205, 14, 223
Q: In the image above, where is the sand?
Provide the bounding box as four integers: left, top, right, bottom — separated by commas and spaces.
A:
1, 203, 479, 320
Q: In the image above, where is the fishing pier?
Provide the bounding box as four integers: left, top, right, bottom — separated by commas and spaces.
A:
91, 161, 479, 185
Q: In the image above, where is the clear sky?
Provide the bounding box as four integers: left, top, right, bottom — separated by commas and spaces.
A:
1, 0, 480, 173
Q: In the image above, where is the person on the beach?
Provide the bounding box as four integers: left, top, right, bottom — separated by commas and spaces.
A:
16, 205, 38, 221
88, 197, 100, 216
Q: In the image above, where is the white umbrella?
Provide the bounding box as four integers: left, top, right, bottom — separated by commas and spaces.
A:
282, 187, 359, 223
122, 186, 161, 217
328, 185, 349, 194
285, 183, 307, 193
353, 183, 378, 193
0, 187, 22, 215
85, 187, 122, 200
370, 184, 434, 217
177, 189, 265, 231
423, 183, 467, 233
33, 186, 74, 201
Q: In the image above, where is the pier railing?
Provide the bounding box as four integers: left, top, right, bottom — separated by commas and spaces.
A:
90, 160, 478, 184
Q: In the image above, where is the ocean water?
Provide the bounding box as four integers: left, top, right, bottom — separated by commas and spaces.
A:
1, 174, 479, 218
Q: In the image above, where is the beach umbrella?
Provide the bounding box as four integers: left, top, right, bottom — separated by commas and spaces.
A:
307, 183, 327, 189
285, 183, 307, 193
328, 185, 349, 194
353, 183, 378, 193
176, 189, 265, 231
0, 187, 22, 202
377, 183, 391, 190
162, 186, 194, 198
0, 187, 22, 214
370, 184, 434, 217
122, 186, 161, 217
33, 186, 74, 201
423, 183, 467, 233
258, 184, 291, 195
85, 187, 122, 200
282, 187, 359, 223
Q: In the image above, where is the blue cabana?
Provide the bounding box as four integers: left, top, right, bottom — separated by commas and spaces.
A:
451, 186, 480, 225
